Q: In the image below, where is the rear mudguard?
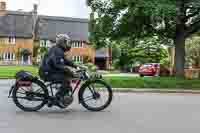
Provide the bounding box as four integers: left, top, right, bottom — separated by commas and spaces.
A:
8, 78, 48, 98
8, 84, 16, 98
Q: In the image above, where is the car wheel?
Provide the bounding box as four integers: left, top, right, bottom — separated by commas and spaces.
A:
140, 74, 144, 77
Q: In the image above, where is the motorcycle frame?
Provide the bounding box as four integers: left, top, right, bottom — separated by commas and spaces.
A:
46, 79, 82, 97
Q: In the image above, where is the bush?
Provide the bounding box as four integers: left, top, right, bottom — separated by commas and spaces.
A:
84, 63, 98, 72
109, 65, 115, 71
83, 56, 92, 63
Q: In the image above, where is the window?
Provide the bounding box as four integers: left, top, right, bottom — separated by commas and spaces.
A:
3, 52, 15, 61
74, 41, 78, 48
40, 40, 46, 47
0, 39, 4, 44
72, 56, 83, 63
8, 53, 10, 60
72, 41, 83, 48
12, 53, 15, 60
46, 40, 50, 47
8, 37, 16, 44
80, 41, 83, 48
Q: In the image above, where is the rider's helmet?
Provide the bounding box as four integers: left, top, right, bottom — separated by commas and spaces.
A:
56, 34, 71, 51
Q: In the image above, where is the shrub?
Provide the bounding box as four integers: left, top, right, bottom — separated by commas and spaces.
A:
83, 56, 92, 63
84, 63, 98, 72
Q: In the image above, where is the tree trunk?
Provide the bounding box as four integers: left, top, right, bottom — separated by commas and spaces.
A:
175, 0, 186, 77
174, 32, 186, 77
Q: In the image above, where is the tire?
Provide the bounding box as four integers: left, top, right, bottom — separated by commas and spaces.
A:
12, 79, 48, 112
79, 80, 113, 111
140, 74, 144, 77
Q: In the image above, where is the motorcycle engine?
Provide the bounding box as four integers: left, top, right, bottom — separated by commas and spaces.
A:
63, 95, 73, 107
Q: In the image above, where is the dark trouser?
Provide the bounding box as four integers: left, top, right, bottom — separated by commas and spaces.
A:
49, 68, 74, 96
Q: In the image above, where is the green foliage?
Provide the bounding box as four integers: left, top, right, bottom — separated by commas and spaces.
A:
84, 63, 98, 72
88, 0, 176, 47
128, 36, 168, 64
88, 0, 200, 77
186, 36, 200, 68
40, 47, 48, 57
160, 58, 170, 67
83, 55, 92, 63
112, 37, 169, 70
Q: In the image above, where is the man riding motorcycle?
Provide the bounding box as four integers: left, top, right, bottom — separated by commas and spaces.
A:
39, 34, 79, 107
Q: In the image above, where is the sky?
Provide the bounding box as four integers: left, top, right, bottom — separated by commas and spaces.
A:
4, 0, 90, 18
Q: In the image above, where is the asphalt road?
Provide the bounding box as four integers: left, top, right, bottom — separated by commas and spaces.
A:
0, 81, 200, 133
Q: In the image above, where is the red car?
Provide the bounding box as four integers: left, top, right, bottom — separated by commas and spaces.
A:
138, 63, 160, 77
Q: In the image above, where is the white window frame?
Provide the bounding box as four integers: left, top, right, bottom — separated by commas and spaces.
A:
71, 41, 74, 48
80, 42, 83, 48
46, 40, 50, 47
72, 55, 83, 63
72, 41, 83, 48
8, 37, 16, 44
40, 40, 46, 47
12, 53, 15, 60
8, 53, 11, 61
6, 52, 14, 61
4, 52, 8, 61
74, 41, 77, 48
77, 41, 79, 48
3, 53, 5, 60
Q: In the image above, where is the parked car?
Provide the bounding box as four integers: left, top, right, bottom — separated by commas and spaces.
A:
139, 63, 159, 77
138, 63, 170, 77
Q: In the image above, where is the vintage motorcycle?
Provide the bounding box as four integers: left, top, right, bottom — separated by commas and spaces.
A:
8, 68, 113, 112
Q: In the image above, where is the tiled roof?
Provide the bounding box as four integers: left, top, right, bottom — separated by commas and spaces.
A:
0, 11, 33, 38
0, 10, 89, 41
37, 15, 89, 41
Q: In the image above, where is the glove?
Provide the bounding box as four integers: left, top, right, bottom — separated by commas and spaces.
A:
76, 66, 81, 70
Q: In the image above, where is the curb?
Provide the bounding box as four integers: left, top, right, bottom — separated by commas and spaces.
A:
112, 88, 200, 94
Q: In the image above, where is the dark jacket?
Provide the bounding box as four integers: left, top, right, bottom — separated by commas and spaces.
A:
39, 46, 77, 81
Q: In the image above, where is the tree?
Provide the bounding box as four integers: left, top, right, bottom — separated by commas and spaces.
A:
33, 43, 40, 58
40, 47, 48, 57
128, 37, 168, 64
111, 37, 168, 70
185, 36, 200, 68
87, 0, 200, 77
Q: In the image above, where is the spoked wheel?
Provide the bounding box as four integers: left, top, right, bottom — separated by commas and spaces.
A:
79, 80, 113, 111
12, 80, 48, 112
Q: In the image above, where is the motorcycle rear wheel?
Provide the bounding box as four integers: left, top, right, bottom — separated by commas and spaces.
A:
12, 80, 48, 112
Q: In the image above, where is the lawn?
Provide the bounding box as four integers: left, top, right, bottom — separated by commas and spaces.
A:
0, 66, 200, 89
104, 77, 200, 89
0, 66, 38, 78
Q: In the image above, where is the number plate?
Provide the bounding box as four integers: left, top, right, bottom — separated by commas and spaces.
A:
17, 81, 32, 86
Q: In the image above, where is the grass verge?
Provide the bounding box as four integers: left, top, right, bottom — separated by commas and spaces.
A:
104, 77, 200, 89
0, 66, 199, 89
0, 66, 38, 78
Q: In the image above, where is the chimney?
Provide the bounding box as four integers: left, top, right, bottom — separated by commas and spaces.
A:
33, 4, 38, 14
0, 1, 6, 11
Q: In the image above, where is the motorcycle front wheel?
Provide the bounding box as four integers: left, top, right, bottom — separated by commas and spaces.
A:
79, 80, 113, 111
